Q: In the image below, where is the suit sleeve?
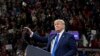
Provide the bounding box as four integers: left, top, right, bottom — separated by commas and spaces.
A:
31, 33, 48, 43
64, 35, 77, 56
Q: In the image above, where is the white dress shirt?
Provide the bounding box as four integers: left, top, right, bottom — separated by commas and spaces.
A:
50, 29, 64, 54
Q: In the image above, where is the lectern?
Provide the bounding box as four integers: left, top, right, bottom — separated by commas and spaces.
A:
25, 45, 51, 56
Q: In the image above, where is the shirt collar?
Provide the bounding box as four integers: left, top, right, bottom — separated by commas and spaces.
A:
57, 29, 65, 35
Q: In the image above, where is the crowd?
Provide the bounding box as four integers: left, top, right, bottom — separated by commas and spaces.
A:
0, 0, 100, 56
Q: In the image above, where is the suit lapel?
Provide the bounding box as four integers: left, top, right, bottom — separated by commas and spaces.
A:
48, 32, 66, 52
56, 32, 66, 51
50, 34, 56, 42
47, 34, 56, 51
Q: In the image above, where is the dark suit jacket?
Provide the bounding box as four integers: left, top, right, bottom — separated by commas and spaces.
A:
31, 32, 77, 56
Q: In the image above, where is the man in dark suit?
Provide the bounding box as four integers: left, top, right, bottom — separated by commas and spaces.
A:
24, 19, 77, 56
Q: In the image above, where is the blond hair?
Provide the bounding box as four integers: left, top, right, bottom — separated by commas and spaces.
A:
54, 19, 65, 29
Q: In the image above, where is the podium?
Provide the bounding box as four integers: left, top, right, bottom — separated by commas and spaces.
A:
25, 45, 51, 56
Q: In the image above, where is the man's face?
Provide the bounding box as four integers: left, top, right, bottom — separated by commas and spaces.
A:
54, 22, 64, 32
